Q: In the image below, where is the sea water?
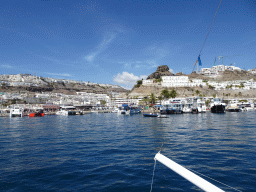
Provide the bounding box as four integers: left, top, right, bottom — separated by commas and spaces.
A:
1, 112, 256, 191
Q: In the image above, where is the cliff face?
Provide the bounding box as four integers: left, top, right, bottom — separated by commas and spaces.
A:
147, 65, 173, 79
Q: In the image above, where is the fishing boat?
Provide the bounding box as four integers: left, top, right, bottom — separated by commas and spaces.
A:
29, 110, 45, 117
10, 107, 24, 117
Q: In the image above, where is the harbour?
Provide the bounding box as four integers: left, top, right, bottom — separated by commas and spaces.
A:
1, 112, 256, 191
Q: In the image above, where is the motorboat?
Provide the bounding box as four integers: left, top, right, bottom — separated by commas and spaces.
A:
29, 110, 45, 117
226, 103, 241, 112
129, 106, 141, 114
238, 103, 254, 111
56, 110, 68, 115
143, 113, 158, 117
10, 107, 24, 117
157, 114, 168, 118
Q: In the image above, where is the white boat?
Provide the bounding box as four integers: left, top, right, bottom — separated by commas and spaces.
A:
56, 110, 68, 116
238, 103, 254, 111
117, 108, 130, 115
56, 110, 76, 116
10, 107, 24, 117
182, 107, 192, 113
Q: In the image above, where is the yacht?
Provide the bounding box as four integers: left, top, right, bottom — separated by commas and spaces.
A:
226, 101, 241, 112
238, 103, 254, 111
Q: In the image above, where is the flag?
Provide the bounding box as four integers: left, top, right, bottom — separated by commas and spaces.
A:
214, 57, 216, 66
198, 55, 202, 66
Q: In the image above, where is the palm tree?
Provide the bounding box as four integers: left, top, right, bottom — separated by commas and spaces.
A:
161, 89, 169, 99
149, 93, 156, 105
157, 95, 163, 105
141, 96, 149, 106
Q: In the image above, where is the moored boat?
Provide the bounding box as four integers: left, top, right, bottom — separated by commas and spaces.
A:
210, 98, 226, 113
157, 114, 168, 118
226, 103, 241, 112
10, 107, 24, 117
29, 110, 45, 117
56, 110, 76, 116
143, 113, 158, 117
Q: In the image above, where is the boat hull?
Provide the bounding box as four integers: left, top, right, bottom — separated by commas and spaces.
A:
226, 108, 241, 112
160, 109, 183, 114
143, 113, 158, 117
29, 113, 44, 117
211, 105, 225, 113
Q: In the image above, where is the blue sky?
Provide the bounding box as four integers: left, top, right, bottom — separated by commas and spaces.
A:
0, 0, 255, 89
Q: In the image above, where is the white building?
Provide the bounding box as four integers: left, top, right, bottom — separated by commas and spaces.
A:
142, 79, 154, 86
200, 65, 242, 75
161, 76, 206, 87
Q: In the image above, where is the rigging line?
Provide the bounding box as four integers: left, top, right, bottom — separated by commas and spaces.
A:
150, 159, 157, 192
185, 166, 243, 192
192, 0, 223, 73
198, 0, 223, 56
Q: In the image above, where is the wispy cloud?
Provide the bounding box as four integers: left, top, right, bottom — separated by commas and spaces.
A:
46, 73, 72, 77
1, 64, 12, 68
113, 72, 147, 90
84, 30, 120, 63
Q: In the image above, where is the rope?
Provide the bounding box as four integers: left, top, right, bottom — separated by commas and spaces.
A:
185, 166, 243, 192
150, 159, 157, 192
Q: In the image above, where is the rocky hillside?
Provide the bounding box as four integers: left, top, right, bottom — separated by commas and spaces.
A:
129, 84, 256, 99
129, 65, 256, 99
0, 74, 128, 95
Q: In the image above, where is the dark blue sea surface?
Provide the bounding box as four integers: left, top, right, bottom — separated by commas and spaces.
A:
1, 112, 256, 191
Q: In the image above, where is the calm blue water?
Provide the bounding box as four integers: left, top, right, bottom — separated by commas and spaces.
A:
1, 112, 256, 191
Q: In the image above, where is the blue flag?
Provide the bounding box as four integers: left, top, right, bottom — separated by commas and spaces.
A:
198, 55, 202, 66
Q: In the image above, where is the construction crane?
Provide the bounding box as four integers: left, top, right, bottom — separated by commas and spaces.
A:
217, 55, 242, 65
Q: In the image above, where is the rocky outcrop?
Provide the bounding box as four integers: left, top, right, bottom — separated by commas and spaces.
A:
147, 65, 173, 79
